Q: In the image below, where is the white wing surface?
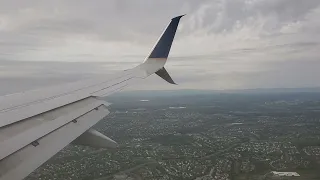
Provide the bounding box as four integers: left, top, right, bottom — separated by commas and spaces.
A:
0, 15, 184, 180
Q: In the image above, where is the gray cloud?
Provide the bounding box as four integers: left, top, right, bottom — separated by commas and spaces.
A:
0, 0, 320, 95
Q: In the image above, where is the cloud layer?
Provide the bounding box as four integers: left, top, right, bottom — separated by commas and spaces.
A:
0, 0, 320, 94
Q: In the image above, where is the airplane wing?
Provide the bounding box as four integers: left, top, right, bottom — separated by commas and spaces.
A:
0, 15, 184, 180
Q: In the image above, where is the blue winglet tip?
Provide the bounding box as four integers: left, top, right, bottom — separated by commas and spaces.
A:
172, 14, 186, 20
148, 14, 186, 59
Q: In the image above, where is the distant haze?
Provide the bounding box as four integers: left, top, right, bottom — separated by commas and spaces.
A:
0, 0, 320, 95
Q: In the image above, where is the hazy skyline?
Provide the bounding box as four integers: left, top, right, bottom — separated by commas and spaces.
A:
0, 0, 320, 95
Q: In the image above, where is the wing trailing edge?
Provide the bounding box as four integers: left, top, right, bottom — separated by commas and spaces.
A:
0, 98, 110, 180
72, 128, 118, 149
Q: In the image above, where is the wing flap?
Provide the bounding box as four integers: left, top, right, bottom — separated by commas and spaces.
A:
0, 97, 110, 161
72, 128, 118, 149
0, 101, 110, 180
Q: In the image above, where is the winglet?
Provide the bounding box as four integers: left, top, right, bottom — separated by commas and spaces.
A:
141, 15, 184, 84
147, 15, 185, 59
155, 67, 177, 84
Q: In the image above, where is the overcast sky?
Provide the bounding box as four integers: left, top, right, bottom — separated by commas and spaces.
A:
0, 0, 320, 95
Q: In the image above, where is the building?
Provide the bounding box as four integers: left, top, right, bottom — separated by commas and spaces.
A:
271, 171, 300, 177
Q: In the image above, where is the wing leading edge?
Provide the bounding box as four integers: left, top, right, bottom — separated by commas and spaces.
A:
0, 15, 184, 180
